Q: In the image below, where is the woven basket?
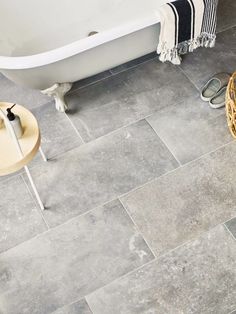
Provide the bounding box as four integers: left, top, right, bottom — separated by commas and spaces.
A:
226, 71, 236, 138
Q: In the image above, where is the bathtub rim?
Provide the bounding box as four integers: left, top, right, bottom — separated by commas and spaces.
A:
0, 15, 160, 70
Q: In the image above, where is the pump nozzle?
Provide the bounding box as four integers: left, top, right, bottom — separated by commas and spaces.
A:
6, 104, 16, 121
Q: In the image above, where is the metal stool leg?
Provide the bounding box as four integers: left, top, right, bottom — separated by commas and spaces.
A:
39, 146, 47, 162
24, 165, 45, 210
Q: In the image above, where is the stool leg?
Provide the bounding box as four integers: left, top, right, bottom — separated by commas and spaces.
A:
39, 146, 47, 162
24, 166, 45, 210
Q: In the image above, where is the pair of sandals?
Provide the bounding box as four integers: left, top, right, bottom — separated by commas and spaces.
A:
201, 73, 230, 109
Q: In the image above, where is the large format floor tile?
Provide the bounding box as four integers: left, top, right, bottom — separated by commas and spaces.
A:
147, 94, 232, 164
0, 176, 47, 253
121, 142, 236, 257
87, 225, 236, 314
180, 26, 236, 89
51, 299, 92, 314
0, 74, 50, 109
32, 102, 83, 159
67, 60, 197, 142
25, 120, 178, 227
0, 200, 154, 314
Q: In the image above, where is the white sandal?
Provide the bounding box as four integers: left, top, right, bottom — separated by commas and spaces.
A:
201, 73, 230, 101
209, 86, 227, 109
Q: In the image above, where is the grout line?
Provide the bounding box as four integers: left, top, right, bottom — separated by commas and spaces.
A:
0, 156, 181, 255
46, 91, 194, 162
38, 117, 151, 161
4, 136, 234, 254
118, 198, 157, 258
0, 196, 126, 255
85, 300, 94, 314
85, 221, 236, 299
178, 139, 235, 168
31, 84, 230, 169
51, 259, 156, 314
68, 74, 112, 95
145, 119, 182, 167
223, 215, 236, 226
224, 223, 236, 241
64, 112, 85, 144
4, 173, 236, 306
118, 167, 181, 201
20, 173, 50, 230
65, 86, 168, 139
119, 140, 235, 200
25, 101, 185, 172
49, 297, 95, 314
86, 257, 157, 300
1, 127, 234, 255
69, 54, 158, 94
178, 66, 200, 91
216, 24, 236, 35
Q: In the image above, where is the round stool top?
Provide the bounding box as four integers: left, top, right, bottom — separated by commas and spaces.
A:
0, 102, 40, 176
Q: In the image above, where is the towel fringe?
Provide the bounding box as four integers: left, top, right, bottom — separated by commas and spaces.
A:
157, 33, 216, 64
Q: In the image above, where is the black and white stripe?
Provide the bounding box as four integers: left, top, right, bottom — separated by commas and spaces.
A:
157, 0, 218, 64
201, 0, 218, 34
170, 0, 193, 43
167, 2, 178, 45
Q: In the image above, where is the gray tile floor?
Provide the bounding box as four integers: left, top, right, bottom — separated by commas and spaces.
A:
0, 2, 236, 313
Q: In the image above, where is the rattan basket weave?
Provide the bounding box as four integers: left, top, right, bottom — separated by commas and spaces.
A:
226, 71, 236, 138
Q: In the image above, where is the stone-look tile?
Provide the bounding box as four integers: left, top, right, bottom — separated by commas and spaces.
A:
0, 176, 47, 253
25, 120, 178, 227
70, 52, 157, 94
67, 60, 197, 142
67, 88, 162, 142
147, 94, 232, 164
87, 225, 236, 314
51, 299, 92, 314
107, 59, 195, 98
180, 26, 236, 89
67, 74, 131, 114
110, 52, 157, 74
0, 170, 21, 183
0, 200, 154, 314
225, 217, 236, 239
121, 142, 236, 257
70, 71, 112, 93
217, 0, 236, 33
0, 74, 51, 110
32, 102, 83, 159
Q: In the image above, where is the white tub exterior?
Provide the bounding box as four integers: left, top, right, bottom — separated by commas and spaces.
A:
0, 0, 165, 90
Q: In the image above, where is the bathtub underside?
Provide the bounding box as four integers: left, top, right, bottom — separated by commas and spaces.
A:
1, 24, 160, 91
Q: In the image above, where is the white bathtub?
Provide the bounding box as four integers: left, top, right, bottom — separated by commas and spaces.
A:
0, 0, 164, 111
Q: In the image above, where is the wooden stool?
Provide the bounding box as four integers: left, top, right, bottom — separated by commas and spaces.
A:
0, 102, 46, 210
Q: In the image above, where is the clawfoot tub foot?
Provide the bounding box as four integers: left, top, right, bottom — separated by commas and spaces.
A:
41, 82, 72, 112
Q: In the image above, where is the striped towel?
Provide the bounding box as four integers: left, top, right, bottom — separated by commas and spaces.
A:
157, 0, 219, 65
